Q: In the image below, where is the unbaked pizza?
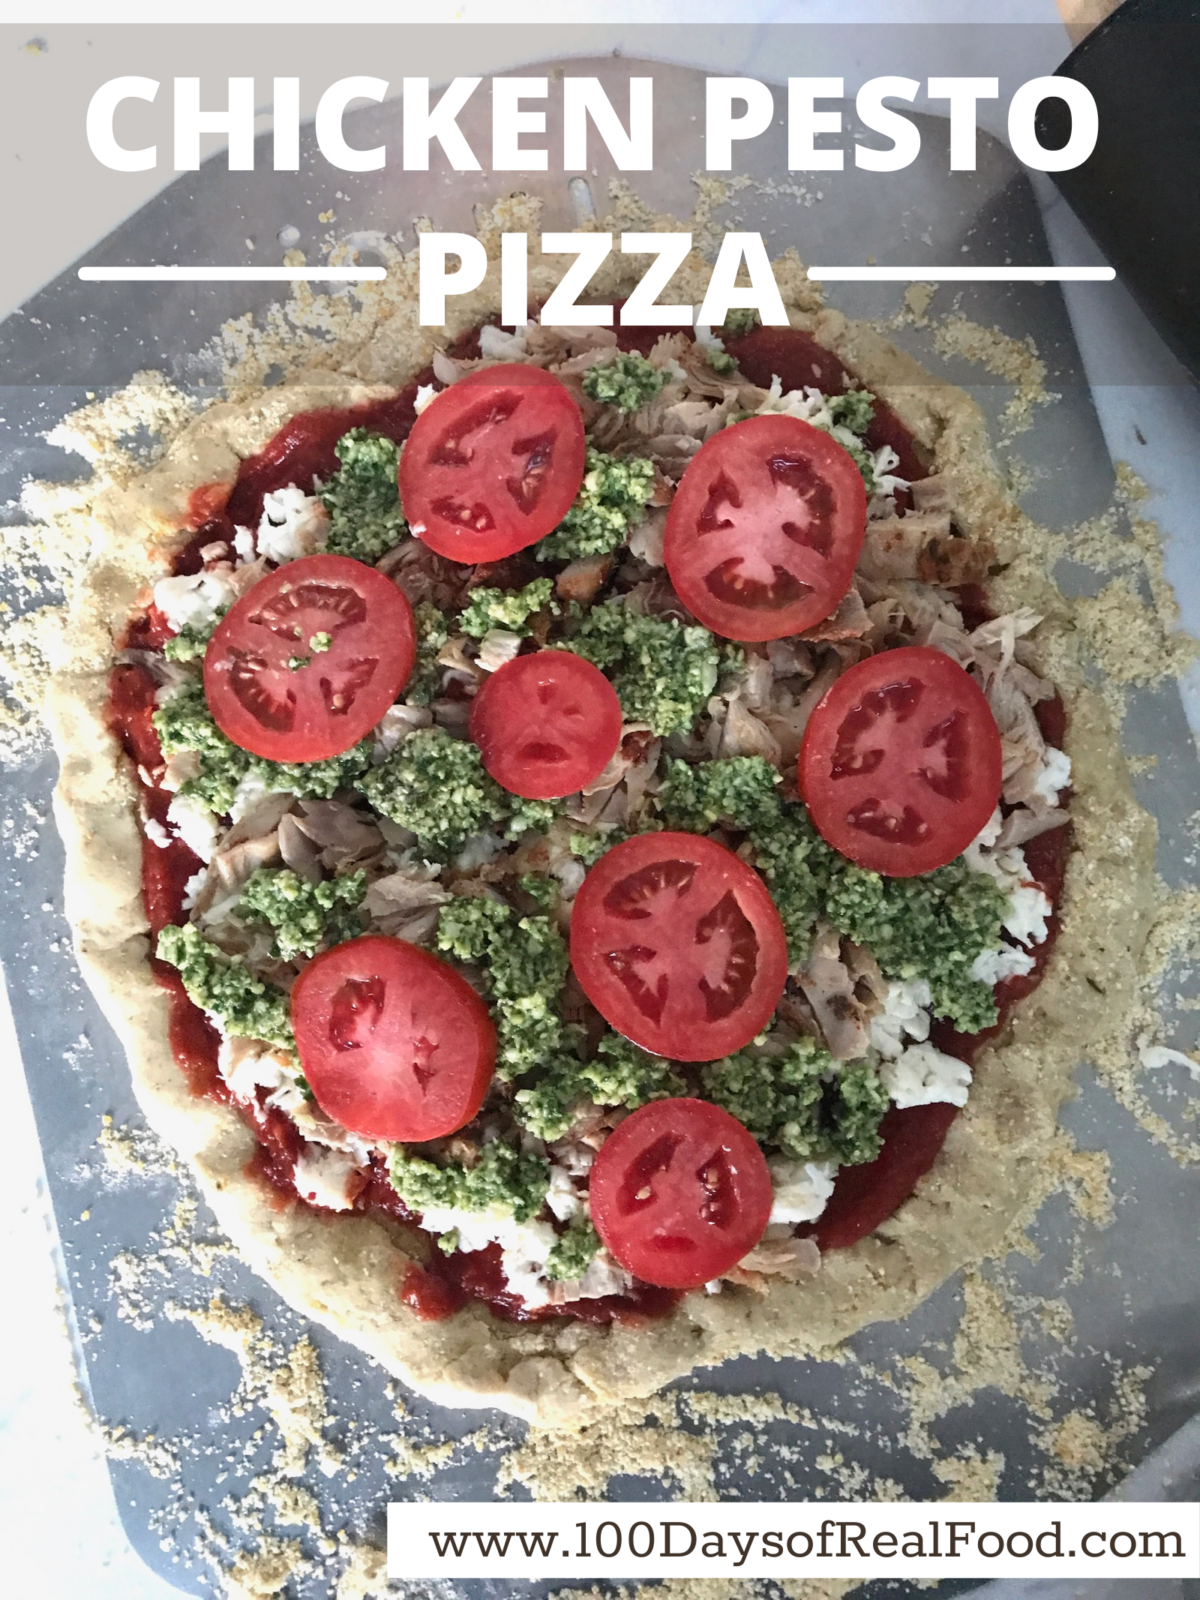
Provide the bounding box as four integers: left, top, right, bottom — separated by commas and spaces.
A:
47, 256, 1155, 1423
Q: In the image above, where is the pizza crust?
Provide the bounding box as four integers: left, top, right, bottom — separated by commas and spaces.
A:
46, 284, 1159, 1428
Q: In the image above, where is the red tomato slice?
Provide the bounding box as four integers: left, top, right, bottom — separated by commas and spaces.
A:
799, 645, 1003, 878
398, 365, 587, 564
588, 1097, 772, 1289
663, 414, 867, 642
469, 650, 623, 800
292, 935, 496, 1143
204, 555, 415, 764
570, 832, 789, 1061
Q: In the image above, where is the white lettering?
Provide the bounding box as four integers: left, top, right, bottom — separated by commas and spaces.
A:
855, 76, 921, 171
1008, 76, 1098, 172
563, 77, 653, 171
706, 78, 774, 171
619, 233, 693, 327
493, 78, 548, 171
315, 76, 387, 172
539, 233, 613, 326
500, 232, 529, 326
788, 77, 844, 171
86, 76, 159, 172
926, 77, 999, 171
419, 233, 488, 327
174, 76, 255, 172
273, 77, 300, 173
403, 77, 482, 172
695, 232, 788, 328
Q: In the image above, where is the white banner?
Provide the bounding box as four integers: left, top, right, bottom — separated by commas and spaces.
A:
387, 1500, 1200, 1582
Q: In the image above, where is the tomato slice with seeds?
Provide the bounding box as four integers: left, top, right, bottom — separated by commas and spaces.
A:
292, 935, 496, 1143
469, 650, 623, 800
663, 413, 867, 642
570, 832, 789, 1061
204, 555, 415, 765
398, 365, 587, 564
588, 1098, 772, 1289
799, 645, 1003, 878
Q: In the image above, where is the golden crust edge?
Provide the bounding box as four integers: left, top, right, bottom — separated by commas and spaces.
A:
45, 300, 1158, 1430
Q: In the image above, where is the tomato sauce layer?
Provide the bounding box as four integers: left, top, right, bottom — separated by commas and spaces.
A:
106, 323, 1071, 1318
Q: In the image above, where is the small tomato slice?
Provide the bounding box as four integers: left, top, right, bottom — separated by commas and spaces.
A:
292, 935, 496, 1143
469, 650, 623, 800
398, 365, 586, 564
798, 645, 1003, 877
588, 1098, 772, 1289
204, 554, 415, 763
570, 832, 788, 1060
663, 413, 866, 641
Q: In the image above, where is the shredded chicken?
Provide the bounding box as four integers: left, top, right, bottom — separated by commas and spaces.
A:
721, 1235, 822, 1291
796, 922, 874, 1059
362, 867, 450, 942
555, 553, 615, 605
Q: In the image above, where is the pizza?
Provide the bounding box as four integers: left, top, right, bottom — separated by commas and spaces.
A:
46, 243, 1157, 1426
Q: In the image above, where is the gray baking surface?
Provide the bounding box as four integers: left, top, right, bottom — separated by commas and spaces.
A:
2, 58, 1198, 1599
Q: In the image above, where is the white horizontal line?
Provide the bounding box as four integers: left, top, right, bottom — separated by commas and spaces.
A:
77, 266, 387, 282
807, 265, 1115, 282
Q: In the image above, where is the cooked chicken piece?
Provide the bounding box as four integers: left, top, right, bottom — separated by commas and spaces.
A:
555, 552, 615, 605
721, 1236, 821, 1291
277, 813, 325, 884
193, 832, 282, 920
378, 538, 467, 613
293, 800, 383, 866
796, 922, 873, 1060
799, 587, 872, 643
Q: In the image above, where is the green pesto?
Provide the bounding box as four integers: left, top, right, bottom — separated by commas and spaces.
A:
320, 429, 407, 562
459, 578, 556, 639
389, 1139, 550, 1224
700, 1036, 887, 1166
514, 1033, 685, 1142
658, 754, 1006, 1024
581, 353, 669, 414
535, 446, 656, 562
358, 727, 509, 857
153, 680, 370, 814
658, 755, 834, 950
156, 923, 294, 1051
436, 896, 581, 1095
706, 349, 738, 376
565, 608, 722, 736
405, 600, 450, 707
237, 867, 366, 962
828, 390, 876, 434
544, 1216, 602, 1282
722, 308, 761, 336
824, 862, 1005, 1034
518, 872, 558, 911
568, 829, 623, 868
163, 613, 223, 663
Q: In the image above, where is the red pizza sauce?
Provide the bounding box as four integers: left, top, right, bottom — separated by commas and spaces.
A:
106, 322, 1071, 1320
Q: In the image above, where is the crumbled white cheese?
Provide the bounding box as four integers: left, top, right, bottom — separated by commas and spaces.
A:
142, 813, 171, 850
869, 978, 933, 1060
767, 1156, 838, 1225
233, 525, 257, 564
292, 1146, 364, 1212
152, 567, 239, 634
256, 484, 329, 565
181, 868, 207, 911
966, 808, 1003, 856
413, 383, 438, 415
693, 324, 726, 352
166, 792, 220, 863
1138, 1040, 1200, 1080
453, 832, 503, 872
881, 1042, 972, 1109
545, 1165, 583, 1224
963, 830, 1052, 951
476, 628, 524, 673
478, 322, 531, 360
218, 1037, 297, 1101
1004, 883, 1052, 948
969, 943, 1036, 986
1031, 745, 1072, 807
228, 770, 278, 822
418, 1202, 554, 1261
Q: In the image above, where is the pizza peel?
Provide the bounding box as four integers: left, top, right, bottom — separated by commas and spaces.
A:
2, 52, 1200, 1599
